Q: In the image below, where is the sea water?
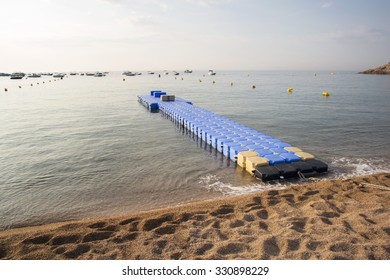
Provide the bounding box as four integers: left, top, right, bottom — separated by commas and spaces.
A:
0, 71, 389, 229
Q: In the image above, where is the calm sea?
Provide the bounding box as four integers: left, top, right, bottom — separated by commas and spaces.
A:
1, 71, 389, 229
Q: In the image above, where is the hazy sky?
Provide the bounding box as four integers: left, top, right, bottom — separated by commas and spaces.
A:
1, 0, 389, 72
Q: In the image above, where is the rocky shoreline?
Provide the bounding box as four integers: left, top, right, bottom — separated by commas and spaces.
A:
359, 62, 390, 75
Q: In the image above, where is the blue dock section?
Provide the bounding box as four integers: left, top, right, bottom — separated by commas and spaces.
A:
138, 90, 328, 181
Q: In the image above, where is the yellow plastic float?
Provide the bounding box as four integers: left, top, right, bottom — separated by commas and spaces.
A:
287, 88, 293, 93
322, 91, 330, 97
295, 152, 315, 160
237, 151, 257, 169
245, 156, 268, 175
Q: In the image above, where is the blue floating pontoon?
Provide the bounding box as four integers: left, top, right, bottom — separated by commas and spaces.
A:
138, 91, 328, 181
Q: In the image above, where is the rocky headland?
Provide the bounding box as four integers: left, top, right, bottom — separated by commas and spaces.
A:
359, 62, 390, 75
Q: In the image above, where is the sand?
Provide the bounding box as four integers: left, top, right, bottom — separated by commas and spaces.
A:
0, 173, 389, 260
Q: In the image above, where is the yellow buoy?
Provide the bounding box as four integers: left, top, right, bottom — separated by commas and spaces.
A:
123, 78, 125, 81
252, 85, 256, 89
230, 82, 233, 86
314, 73, 317, 76
19, 86, 21, 88
322, 91, 330, 97
199, 79, 202, 83
31, 84, 33, 86
4, 88, 8, 92
287, 88, 293, 93
212, 80, 215, 84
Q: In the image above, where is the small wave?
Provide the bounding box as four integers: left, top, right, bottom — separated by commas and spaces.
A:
199, 174, 285, 196
329, 157, 390, 179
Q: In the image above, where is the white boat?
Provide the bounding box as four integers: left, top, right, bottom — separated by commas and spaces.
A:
172, 71, 180, 76
53, 73, 66, 78
208, 70, 216, 76
123, 71, 136, 76
184, 69, 192, 73
94, 72, 104, 77
27, 73, 41, 78
10, 72, 25, 79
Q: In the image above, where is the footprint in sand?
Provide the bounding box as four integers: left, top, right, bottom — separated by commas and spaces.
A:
88, 222, 107, 229
195, 243, 214, 256
252, 196, 262, 205
230, 219, 245, 228
22, 234, 52, 245
343, 221, 355, 232
82, 231, 113, 242
329, 242, 350, 252
267, 191, 280, 206
298, 190, 319, 202
211, 205, 235, 217
304, 190, 319, 196
53, 246, 66, 255
170, 252, 182, 260
244, 203, 263, 212
154, 225, 176, 235
128, 221, 139, 232
259, 221, 268, 231
142, 214, 174, 231
359, 214, 376, 224
263, 237, 280, 257
201, 228, 228, 241
290, 218, 307, 233
111, 232, 138, 244
50, 234, 81, 246
119, 217, 139, 226
152, 240, 168, 255
318, 211, 340, 225
281, 194, 295, 203
243, 214, 255, 222
320, 217, 332, 225
287, 239, 300, 251
0, 246, 7, 259
267, 190, 279, 197
217, 242, 247, 255
256, 209, 269, 220
64, 244, 91, 258
306, 240, 321, 251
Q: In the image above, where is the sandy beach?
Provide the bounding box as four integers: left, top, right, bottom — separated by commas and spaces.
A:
0, 173, 389, 260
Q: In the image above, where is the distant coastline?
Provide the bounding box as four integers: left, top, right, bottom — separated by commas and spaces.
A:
359, 62, 390, 75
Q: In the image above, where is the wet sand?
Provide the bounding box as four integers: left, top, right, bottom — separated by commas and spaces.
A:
0, 173, 389, 260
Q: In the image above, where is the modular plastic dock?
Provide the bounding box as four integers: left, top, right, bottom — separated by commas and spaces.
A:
138, 90, 328, 181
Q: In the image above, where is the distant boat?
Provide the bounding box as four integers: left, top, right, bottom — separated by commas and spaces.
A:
10, 72, 25, 79
86, 73, 95, 76
53, 73, 65, 78
208, 70, 216, 76
27, 73, 41, 78
0, 73, 10, 77
173, 71, 180, 76
94, 72, 104, 77
147, 71, 155, 75
184, 69, 192, 73
69, 72, 77, 76
123, 71, 136, 76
